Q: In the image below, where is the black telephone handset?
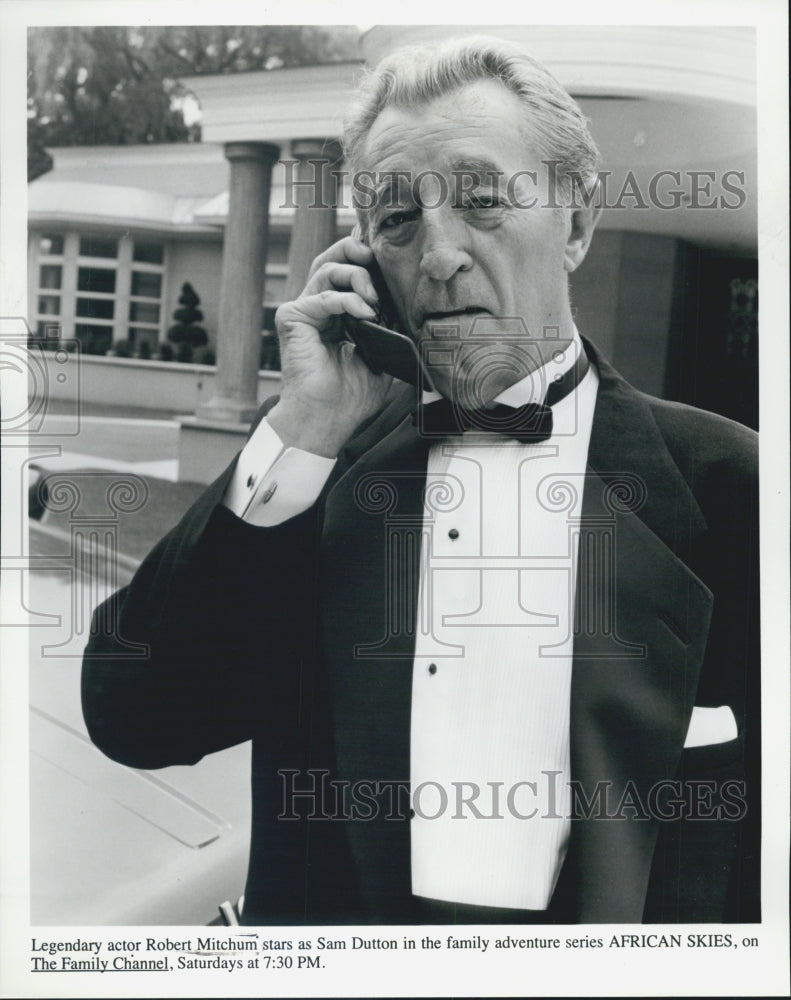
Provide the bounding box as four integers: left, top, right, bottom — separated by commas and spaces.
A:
341, 230, 435, 392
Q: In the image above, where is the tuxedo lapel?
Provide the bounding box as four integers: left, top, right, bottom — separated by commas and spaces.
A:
562, 343, 714, 922
322, 396, 428, 666
319, 406, 428, 914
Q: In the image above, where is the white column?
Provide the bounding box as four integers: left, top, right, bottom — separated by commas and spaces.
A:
283, 139, 342, 303
197, 140, 280, 424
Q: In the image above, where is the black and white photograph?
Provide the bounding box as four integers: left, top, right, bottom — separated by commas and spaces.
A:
1, 3, 788, 997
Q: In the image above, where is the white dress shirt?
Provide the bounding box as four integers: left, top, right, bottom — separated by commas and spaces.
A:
410, 336, 598, 909
223, 329, 599, 910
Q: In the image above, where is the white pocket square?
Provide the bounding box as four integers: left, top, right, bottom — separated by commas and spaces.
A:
684, 705, 738, 749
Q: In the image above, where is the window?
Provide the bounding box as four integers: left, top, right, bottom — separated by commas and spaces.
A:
75, 323, 113, 355
31, 236, 65, 344
30, 231, 166, 353
39, 233, 64, 256
36, 320, 61, 340
128, 250, 164, 350
76, 298, 114, 320
39, 265, 62, 289
131, 272, 162, 298
79, 236, 118, 259
133, 241, 164, 265
37, 295, 60, 316
129, 302, 159, 324
75, 262, 117, 351
78, 267, 116, 294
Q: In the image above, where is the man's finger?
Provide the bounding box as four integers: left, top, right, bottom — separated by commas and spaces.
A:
307, 236, 373, 279
304, 262, 378, 302
276, 290, 377, 333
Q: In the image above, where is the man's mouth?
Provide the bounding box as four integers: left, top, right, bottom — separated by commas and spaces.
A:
420, 306, 489, 326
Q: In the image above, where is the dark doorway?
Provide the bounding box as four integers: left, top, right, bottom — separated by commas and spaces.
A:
672, 252, 758, 430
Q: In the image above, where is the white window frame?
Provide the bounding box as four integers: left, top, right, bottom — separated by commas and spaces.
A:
128, 245, 166, 349
29, 230, 167, 350
31, 232, 67, 339
75, 238, 119, 350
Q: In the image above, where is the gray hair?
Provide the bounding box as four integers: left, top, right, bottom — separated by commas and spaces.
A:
343, 35, 600, 201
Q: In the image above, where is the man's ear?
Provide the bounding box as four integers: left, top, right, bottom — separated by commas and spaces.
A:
563, 203, 602, 273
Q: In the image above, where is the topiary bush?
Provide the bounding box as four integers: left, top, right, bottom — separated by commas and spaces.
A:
168, 282, 208, 361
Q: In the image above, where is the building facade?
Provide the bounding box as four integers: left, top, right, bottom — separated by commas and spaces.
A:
27, 144, 332, 361
28, 25, 758, 480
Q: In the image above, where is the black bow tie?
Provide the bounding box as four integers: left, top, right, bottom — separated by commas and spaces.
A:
414, 350, 589, 442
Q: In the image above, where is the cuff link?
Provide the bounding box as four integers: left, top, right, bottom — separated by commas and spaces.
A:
260, 482, 278, 504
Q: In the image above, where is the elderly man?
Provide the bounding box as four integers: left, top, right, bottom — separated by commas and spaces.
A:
82, 37, 759, 925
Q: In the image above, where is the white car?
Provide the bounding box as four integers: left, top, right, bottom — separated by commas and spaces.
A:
28, 521, 252, 925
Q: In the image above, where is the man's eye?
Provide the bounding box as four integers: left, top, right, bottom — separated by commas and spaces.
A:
463, 194, 501, 210
379, 209, 419, 230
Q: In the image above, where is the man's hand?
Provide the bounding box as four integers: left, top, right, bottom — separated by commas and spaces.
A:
268, 237, 393, 457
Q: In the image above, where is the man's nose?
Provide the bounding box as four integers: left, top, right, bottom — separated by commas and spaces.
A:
418, 211, 473, 281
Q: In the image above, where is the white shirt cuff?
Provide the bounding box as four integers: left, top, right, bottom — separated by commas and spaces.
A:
222, 418, 336, 527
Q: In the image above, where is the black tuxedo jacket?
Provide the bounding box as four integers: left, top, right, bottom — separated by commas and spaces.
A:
82, 341, 760, 924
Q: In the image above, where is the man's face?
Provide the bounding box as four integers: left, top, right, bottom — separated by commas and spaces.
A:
361, 79, 578, 403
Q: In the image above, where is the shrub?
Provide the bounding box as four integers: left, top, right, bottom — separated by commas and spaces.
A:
158, 343, 174, 361
194, 345, 216, 366
176, 341, 194, 363
137, 341, 152, 360
113, 339, 133, 358
168, 282, 208, 349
